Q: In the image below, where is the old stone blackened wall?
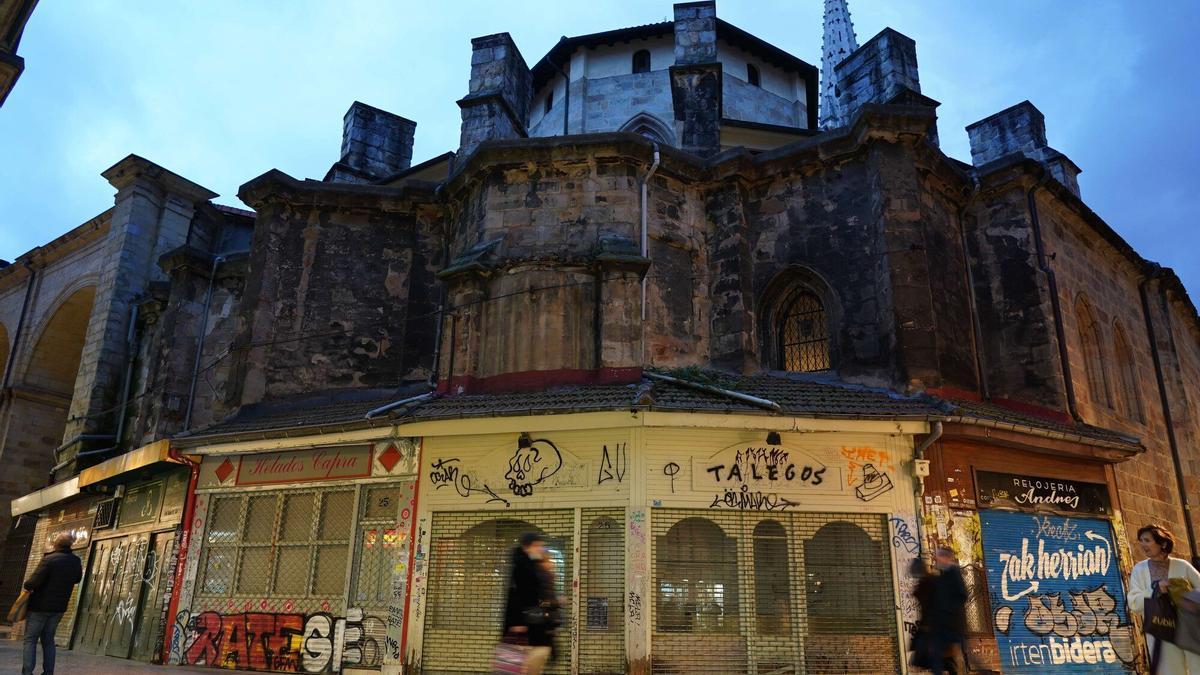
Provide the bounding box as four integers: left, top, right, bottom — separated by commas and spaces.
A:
232, 175, 441, 406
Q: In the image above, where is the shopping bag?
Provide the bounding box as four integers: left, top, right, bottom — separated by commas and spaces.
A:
491, 639, 530, 674
6, 589, 28, 623
1175, 590, 1200, 656
1144, 592, 1178, 644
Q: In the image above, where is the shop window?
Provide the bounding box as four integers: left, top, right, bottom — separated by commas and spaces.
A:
633, 49, 651, 74
804, 521, 893, 634
1113, 322, 1144, 423
747, 63, 761, 87
655, 517, 739, 633
1076, 298, 1113, 408
196, 488, 353, 602
753, 520, 791, 635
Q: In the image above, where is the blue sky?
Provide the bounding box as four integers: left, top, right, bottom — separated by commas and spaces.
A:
2, 1, 1198, 294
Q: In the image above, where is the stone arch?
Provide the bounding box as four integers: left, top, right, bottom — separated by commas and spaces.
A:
757, 266, 842, 372
1074, 294, 1112, 409
22, 285, 96, 398
619, 112, 674, 146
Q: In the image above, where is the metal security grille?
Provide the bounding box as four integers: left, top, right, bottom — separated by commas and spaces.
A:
422, 510, 574, 674
579, 509, 625, 674
349, 485, 406, 666
195, 487, 353, 614
651, 510, 899, 674
780, 291, 830, 373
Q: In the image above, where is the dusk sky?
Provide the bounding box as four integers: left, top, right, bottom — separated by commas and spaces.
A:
2, 1, 1197, 294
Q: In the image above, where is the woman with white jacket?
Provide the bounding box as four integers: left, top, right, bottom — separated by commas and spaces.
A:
1128, 524, 1200, 674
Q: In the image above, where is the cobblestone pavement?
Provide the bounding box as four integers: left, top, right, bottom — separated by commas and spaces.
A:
0, 638, 257, 674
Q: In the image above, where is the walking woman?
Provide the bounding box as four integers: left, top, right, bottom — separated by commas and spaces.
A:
1128, 524, 1200, 673
502, 532, 560, 675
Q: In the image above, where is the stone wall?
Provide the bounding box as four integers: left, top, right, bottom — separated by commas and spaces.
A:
723, 74, 802, 128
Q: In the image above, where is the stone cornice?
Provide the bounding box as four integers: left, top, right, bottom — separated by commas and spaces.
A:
102, 154, 218, 202
237, 168, 439, 212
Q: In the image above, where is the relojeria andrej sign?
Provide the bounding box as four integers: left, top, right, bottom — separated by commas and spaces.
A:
980, 510, 1137, 672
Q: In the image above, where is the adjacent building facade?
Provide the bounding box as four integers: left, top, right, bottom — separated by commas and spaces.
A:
2, 1, 1199, 673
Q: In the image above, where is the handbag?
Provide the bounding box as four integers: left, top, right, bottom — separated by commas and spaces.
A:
491, 635, 530, 674
6, 589, 29, 623
1175, 590, 1200, 656
1144, 590, 1178, 644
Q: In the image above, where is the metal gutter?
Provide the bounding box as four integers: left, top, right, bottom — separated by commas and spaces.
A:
644, 371, 782, 412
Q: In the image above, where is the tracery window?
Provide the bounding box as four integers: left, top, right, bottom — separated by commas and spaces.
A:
1112, 322, 1144, 423
633, 49, 651, 74
779, 289, 830, 372
1076, 298, 1112, 408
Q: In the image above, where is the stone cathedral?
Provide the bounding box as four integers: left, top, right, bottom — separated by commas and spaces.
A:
0, 1, 1197, 673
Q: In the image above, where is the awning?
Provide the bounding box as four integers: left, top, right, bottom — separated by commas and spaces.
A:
78, 439, 179, 487
11, 477, 80, 517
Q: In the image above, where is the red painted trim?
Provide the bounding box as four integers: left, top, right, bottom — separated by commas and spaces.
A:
400, 437, 423, 662
161, 448, 200, 663
436, 366, 643, 395
925, 386, 982, 402
986, 397, 1075, 425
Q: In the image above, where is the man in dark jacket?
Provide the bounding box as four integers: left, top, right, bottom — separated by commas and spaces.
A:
503, 532, 557, 675
929, 546, 969, 675
21, 533, 82, 675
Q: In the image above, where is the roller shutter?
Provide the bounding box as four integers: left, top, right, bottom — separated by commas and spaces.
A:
651, 509, 900, 674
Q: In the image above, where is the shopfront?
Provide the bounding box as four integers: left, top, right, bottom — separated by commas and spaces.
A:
169, 438, 418, 674
925, 438, 1141, 673
405, 412, 927, 675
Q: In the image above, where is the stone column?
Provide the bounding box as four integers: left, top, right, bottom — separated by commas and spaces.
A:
669, 1, 722, 157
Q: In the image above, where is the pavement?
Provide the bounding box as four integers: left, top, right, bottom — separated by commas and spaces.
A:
0, 638, 257, 674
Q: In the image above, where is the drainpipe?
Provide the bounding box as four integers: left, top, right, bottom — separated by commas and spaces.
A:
643, 371, 780, 412
363, 392, 435, 420
183, 254, 227, 431
113, 304, 139, 447
955, 192, 989, 400
1, 262, 37, 390
913, 420, 943, 556
160, 446, 201, 663
640, 143, 660, 322
1027, 180, 1081, 422
1139, 277, 1200, 566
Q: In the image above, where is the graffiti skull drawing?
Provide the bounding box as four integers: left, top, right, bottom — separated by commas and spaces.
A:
505, 438, 563, 497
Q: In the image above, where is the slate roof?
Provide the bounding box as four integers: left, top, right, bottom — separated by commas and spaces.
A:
176, 372, 1142, 452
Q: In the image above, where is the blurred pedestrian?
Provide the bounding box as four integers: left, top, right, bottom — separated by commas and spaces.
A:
502, 532, 559, 674
929, 546, 968, 675
21, 533, 82, 675
908, 557, 936, 669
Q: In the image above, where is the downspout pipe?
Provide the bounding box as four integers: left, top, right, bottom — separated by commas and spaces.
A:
640, 143, 660, 322
644, 371, 781, 412
1027, 180, 1081, 422
364, 392, 435, 420
955, 191, 989, 401
913, 420, 944, 557
113, 303, 139, 448
1139, 277, 1200, 566
184, 254, 226, 431
161, 446, 201, 663
1, 262, 37, 390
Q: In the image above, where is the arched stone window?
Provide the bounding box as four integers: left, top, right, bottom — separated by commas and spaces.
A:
753, 519, 791, 635
1075, 297, 1112, 409
747, 63, 761, 87
632, 49, 651, 74
1112, 322, 1144, 423
760, 269, 837, 373
619, 112, 673, 146
655, 517, 738, 633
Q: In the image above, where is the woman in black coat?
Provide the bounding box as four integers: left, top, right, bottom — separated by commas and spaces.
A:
503, 533, 559, 674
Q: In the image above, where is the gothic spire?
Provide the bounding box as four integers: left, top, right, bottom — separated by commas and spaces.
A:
820, 0, 859, 129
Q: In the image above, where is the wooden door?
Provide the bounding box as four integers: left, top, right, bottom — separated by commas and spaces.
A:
129, 531, 175, 661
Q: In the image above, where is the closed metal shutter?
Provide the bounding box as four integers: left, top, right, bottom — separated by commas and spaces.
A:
422, 509, 574, 674
651, 509, 899, 674
579, 508, 625, 674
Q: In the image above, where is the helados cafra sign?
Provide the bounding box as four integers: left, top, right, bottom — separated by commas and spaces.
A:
976, 470, 1110, 515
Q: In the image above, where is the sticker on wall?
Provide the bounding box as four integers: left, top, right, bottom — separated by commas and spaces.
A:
979, 510, 1136, 672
